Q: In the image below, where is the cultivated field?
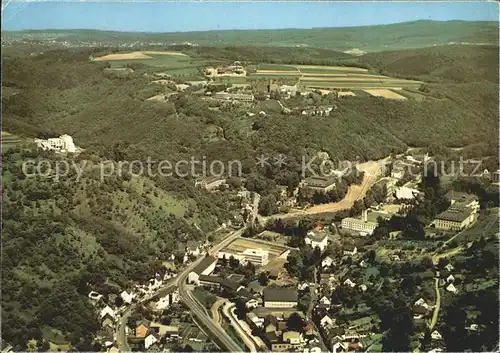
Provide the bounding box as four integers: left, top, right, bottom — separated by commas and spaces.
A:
364, 89, 408, 100
249, 63, 423, 92
93, 51, 206, 78
1, 131, 28, 151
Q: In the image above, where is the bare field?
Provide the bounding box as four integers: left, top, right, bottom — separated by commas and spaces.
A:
94, 52, 153, 61
255, 70, 300, 75
364, 89, 408, 100
95, 51, 187, 61
338, 91, 356, 97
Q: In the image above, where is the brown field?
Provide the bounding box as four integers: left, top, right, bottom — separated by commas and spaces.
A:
364, 89, 408, 100
94, 52, 153, 61
338, 91, 356, 97
94, 51, 186, 61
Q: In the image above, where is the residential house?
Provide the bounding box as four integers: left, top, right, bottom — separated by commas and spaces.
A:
120, 290, 135, 304
446, 274, 455, 283
320, 315, 334, 328
446, 283, 458, 294
100, 305, 116, 320
101, 313, 115, 329
263, 287, 298, 308
431, 331, 443, 340
135, 320, 150, 338
322, 256, 334, 268
343, 279, 356, 288
319, 296, 331, 307
342, 244, 357, 256
359, 284, 368, 292
214, 91, 255, 102
187, 256, 217, 284
186, 241, 200, 257
144, 334, 159, 349
298, 282, 310, 291
444, 263, 454, 272
305, 231, 329, 252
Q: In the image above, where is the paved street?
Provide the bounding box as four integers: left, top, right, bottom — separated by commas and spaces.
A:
116, 228, 244, 352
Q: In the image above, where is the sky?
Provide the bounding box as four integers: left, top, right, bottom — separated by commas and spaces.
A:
2, 1, 498, 32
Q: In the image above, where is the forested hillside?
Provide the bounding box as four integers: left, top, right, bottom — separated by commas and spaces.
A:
1, 147, 232, 348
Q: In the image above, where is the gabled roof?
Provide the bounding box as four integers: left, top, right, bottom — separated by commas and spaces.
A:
307, 232, 328, 243
192, 256, 217, 275
263, 286, 298, 303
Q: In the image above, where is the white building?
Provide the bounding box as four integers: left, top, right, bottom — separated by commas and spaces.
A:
446, 274, 455, 283
34, 134, 76, 153
343, 279, 356, 288
241, 248, 269, 266
100, 305, 116, 319
320, 315, 334, 328
154, 291, 179, 310
187, 256, 217, 285
446, 283, 458, 294
319, 296, 331, 306
305, 231, 328, 252
120, 290, 135, 304
322, 256, 334, 268
88, 291, 103, 302
343, 245, 357, 256
431, 331, 443, 340
144, 334, 159, 349
395, 186, 420, 200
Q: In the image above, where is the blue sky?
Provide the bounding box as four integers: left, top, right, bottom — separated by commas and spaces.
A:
2, 1, 498, 32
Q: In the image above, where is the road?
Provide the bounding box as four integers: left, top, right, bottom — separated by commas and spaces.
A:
176, 229, 244, 353
264, 157, 389, 220
116, 229, 243, 352
222, 303, 257, 353
429, 278, 441, 330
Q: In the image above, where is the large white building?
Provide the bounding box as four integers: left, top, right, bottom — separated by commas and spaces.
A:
241, 248, 269, 266
187, 256, 217, 285
34, 134, 76, 153
341, 210, 390, 236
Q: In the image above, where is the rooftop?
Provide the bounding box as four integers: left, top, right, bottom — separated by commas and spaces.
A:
304, 176, 337, 188
307, 232, 328, 243
263, 286, 298, 303
445, 191, 478, 205
435, 207, 473, 222
192, 256, 217, 275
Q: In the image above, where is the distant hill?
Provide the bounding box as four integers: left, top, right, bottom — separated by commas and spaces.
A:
358, 45, 499, 83
3, 20, 498, 52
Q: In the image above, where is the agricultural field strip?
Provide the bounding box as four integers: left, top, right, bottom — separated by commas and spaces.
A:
364, 89, 408, 100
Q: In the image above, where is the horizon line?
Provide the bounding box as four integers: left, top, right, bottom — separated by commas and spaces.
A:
3, 19, 498, 34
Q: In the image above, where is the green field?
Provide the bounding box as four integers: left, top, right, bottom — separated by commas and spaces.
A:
102, 53, 207, 78
257, 64, 300, 72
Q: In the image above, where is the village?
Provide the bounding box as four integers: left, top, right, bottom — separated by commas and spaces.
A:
77, 143, 498, 353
